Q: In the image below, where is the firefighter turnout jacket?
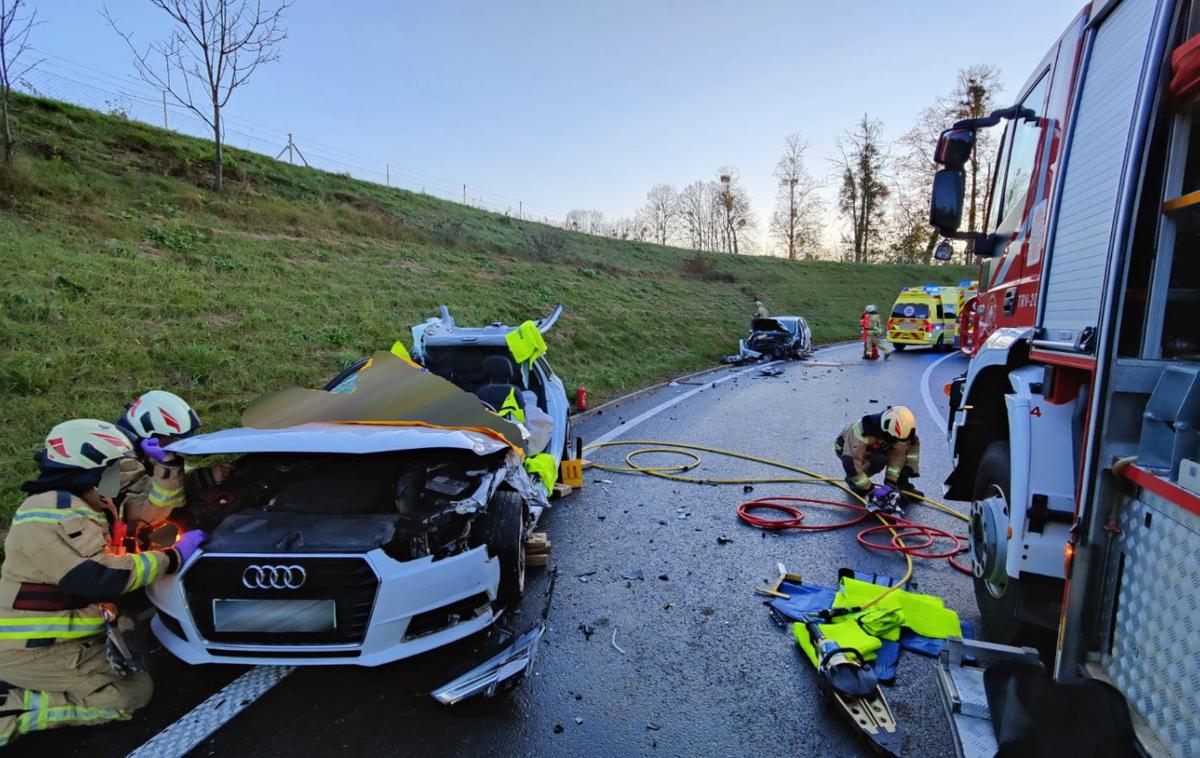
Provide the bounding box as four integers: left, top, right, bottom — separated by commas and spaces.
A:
0, 465, 186, 650
116, 456, 187, 527
834, 413, 920, 493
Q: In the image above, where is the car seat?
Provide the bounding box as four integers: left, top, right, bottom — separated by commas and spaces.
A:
475, 355, 526, 419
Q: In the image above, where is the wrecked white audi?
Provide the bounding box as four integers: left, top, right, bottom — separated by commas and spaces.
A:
145, 311, 568, 695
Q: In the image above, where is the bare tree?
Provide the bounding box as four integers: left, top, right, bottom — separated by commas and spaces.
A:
0, 0, 39, 166
950, 65, 1002, 239
715, 167, 753, 255
678, 180, 720, 251
890, 65, 1003, 263
105, 0, 291, 192
564, 209, 587, 231
770, 133, 823, 260
834, 114, 890, 263
637, 183, 679, 246
606, 216, 637, 240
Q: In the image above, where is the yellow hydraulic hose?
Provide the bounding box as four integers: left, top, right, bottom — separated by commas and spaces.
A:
582, 439, 969, 608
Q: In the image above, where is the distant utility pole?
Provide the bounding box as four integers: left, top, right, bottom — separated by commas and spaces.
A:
162, 91, 168, 129
385, 162, 389, 186
518, 201, 522, 219
462, 184, 467, 205
275, 133, 309, 167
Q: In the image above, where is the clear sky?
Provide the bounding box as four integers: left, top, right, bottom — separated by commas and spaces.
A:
30, 0, 1087, 247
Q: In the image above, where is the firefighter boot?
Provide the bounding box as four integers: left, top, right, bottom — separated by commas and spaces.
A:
0, 638, 153, 746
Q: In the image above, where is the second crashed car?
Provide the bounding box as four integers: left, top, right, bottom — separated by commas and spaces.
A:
146, 306, 568, 668
724, 315, 814, 363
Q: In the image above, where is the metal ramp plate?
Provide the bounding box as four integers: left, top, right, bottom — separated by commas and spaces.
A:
948, 665, 990, 719
952, 712, 999, 758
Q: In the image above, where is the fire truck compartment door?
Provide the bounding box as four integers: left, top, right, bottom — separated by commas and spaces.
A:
1040, 0, 1160, 348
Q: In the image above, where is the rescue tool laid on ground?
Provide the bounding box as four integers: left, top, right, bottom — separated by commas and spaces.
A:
145, 307, 571, 701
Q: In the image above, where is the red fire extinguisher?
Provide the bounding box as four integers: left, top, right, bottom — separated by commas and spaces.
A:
576, 385, 587, 412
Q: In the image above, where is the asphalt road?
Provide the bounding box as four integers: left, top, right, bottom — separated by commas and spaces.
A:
16, 342, 973, 757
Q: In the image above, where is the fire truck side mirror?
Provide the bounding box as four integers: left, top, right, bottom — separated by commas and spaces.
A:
934, 127, 975, 170
934, 240, 954, 262
930, 169, 965, 235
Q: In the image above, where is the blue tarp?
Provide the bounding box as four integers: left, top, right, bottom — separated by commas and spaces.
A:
767, 573, 972, 680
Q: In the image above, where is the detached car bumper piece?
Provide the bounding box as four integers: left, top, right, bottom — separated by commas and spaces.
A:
431, 625, 544, 705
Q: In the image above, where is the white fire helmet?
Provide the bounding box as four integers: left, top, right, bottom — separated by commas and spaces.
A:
123, 390, 201, 440
44, 419, 133, 470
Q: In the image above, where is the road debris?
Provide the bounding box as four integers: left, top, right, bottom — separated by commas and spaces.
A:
647, 723, 662, 731
578, 623, 595, 640
575, 717, 584, 725
620, 569, 645, 581
611, 627, 627, 655
716, 535, 733, 544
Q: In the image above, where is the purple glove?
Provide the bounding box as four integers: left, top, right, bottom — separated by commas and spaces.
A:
140, 437, 168, 463
173, 530, 208, 563
872, 484, 896, 501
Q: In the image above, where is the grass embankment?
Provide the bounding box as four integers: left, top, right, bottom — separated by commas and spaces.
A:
0, 95, 971, 517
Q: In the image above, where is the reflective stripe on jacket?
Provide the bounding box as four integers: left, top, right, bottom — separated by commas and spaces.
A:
0, 491, 177, 649
117, 455, 185, 526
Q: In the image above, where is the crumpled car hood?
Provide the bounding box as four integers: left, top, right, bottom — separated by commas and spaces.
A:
167, 422, 511, 457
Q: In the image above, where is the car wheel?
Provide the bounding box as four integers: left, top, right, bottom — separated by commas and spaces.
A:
475, 490, 526, 606
970, 441, 1034, 644
562, 416, 575, 461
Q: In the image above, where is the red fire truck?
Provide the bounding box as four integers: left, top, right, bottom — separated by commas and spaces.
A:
929, 0, 1200, 753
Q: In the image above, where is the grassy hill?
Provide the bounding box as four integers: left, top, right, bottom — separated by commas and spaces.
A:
0, 94, 971, 515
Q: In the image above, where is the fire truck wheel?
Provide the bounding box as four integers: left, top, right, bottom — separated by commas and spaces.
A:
970, 441, 1034, 644
894, 343, 906, 351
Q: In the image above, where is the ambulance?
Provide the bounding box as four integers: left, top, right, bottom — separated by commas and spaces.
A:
885, 284, 954, 351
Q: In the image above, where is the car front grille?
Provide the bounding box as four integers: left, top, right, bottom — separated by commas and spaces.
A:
182, 556, 378, 645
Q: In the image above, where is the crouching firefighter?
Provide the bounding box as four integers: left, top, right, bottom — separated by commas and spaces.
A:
0, 420, 207, 746
114, 390, 225, 530
833, 406, 921, 506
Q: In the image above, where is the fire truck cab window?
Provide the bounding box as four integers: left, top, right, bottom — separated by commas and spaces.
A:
992, 75, 1050, 235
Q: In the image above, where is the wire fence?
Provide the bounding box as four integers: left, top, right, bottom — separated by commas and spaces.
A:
16, 51, 568, 225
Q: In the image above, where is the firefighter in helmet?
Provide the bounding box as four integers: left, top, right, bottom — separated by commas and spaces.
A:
754, 300, 769, 319
862, 304, 892, 360
834, 406, 921, 500
114, 390, 230, 530
0, 420, 207, 745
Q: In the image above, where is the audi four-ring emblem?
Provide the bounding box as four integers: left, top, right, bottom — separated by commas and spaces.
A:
242, 564, 307, 590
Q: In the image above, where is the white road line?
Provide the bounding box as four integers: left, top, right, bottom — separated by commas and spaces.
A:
128, 665, 295, 757
588, 342, 857, 448
919, 351, 961, 430
588, 360, 780, 447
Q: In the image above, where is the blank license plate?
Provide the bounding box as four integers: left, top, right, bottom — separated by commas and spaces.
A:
213, 599, 337, 633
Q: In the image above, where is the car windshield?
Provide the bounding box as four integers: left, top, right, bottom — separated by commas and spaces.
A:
892, 303, 930, 319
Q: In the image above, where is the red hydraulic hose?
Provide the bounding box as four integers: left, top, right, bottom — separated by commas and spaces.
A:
737, 496, 972, 575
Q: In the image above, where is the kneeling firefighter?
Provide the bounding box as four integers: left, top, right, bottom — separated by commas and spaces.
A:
114, 390, 226, 530
834, 406, 920, 502
0, 420, 206, 746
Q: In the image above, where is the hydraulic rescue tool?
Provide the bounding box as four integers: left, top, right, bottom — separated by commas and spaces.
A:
803, 608, 901, 757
